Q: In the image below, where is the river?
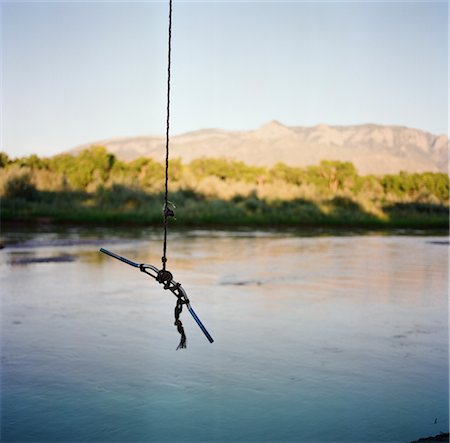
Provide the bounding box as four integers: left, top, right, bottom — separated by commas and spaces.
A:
1, 226, 448, 442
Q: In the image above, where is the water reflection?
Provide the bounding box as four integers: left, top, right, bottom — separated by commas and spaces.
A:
1, 228, 448, 442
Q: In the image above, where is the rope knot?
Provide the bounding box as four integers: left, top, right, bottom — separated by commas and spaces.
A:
157, 269, 173, 284
163, 205, 175, 218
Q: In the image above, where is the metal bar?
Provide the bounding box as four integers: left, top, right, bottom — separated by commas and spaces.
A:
187, 305, 214, 343
99, 248, 140, 268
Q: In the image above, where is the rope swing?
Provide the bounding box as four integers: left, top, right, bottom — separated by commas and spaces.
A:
100, 0, 214, 349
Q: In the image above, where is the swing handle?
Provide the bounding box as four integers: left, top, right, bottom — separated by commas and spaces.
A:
187, 305, 214, 344
100, 248, 140, 267
99, 248, 214, 344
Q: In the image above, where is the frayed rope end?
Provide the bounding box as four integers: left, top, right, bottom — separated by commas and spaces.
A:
176, 334, 187, 350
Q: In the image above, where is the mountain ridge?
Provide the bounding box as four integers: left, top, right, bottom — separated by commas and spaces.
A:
71, 121, 449, 175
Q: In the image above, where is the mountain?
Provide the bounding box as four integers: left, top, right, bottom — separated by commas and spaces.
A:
72, 121, 448, 175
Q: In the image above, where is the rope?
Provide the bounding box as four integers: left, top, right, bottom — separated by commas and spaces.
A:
174, 297, 187, 349
162, 0, 173, 272
161, 0, 183, 350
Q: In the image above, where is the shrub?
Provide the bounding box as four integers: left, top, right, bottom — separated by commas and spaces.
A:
3, 171, 38, 200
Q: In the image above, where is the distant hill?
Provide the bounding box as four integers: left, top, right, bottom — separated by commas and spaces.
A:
72, 121, 449, 175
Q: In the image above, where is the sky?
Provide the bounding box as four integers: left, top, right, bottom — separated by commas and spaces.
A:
1, 0, 448, 158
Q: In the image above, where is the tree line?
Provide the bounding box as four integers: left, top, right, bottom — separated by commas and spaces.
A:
0, 146, 448, 204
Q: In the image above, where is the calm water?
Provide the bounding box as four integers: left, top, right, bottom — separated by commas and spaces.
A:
1, 227, 448, 443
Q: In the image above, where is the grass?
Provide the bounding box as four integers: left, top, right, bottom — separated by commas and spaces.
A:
1, 188, 448, 230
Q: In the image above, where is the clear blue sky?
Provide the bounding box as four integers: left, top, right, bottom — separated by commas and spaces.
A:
1, 0, 448, 157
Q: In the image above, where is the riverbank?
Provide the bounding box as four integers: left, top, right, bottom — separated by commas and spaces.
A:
2, 189, 448, 230
1, 151, 449, 230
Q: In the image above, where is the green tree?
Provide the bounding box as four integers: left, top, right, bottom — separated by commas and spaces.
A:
50, 146, 115, 190
0, 152, 10, 168
189, 158, 266, 183
306, 161, 357, 193
271, 162, 304, 185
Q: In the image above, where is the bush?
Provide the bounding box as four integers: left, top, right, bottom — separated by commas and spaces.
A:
3, 171, 38, 200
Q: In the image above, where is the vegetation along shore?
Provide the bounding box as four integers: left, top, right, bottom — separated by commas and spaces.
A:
0, 147, 448, 229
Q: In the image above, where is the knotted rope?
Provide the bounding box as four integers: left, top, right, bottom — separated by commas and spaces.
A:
174, 298, 187, 349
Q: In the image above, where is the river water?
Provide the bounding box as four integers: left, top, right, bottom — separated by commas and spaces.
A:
1, 227, 448, 442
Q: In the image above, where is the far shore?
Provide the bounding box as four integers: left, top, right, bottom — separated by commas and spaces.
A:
1, 217, 449, 237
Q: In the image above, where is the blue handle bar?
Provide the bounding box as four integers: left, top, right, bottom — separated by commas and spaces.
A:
187, 305, 214, 343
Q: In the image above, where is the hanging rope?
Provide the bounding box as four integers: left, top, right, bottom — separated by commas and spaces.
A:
160, 0, 184, 348
162, 0, 173, 273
